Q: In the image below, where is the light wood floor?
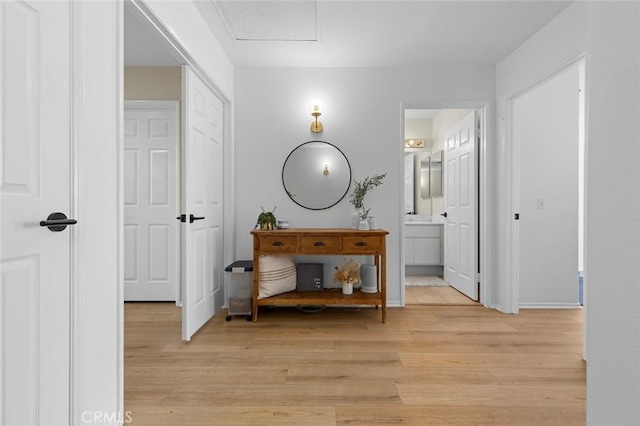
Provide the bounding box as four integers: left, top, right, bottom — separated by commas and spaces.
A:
405, 286, 479, 305
125, 303, 585, 425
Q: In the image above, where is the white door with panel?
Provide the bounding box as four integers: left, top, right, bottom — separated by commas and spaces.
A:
0, 1, 71, 423
443, 111, 478, 300
124, 102, 179, 301
181, 66, 225, 341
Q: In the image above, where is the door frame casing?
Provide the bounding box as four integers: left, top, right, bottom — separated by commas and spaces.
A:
399, 101, 494, 309
70, 0, 123, 422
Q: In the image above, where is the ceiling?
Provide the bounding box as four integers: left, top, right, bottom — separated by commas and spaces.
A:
124, 0, 573, 68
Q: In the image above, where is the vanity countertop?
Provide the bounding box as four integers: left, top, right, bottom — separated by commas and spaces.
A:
405, 221, 443, 226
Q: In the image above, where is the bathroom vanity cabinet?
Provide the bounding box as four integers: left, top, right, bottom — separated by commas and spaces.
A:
404, 223, 443, 265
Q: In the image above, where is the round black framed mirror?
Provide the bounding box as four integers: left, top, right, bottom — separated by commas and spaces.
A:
282, 141, 351, 210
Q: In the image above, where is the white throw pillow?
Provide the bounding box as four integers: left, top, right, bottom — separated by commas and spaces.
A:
258, 255, 297, 299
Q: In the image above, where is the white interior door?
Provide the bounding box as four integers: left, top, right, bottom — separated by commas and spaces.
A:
1, 1, 71, 423
515, 63, 580, 307
124, 101, 179, 301
443, 111, 478, 300
181, 66, 225, 341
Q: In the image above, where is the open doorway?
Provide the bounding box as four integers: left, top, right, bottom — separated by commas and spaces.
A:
403, 108, 481, 306
123, 2, 228, 341
123, 6, 183, 303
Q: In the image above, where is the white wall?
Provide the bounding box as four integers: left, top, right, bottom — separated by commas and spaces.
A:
585, 2, 640, 424
405, 118, 433, 143
515, 63, 580, 307
124, 66, 181, 100
234, 66, 495, 305
495, 1, 588, 312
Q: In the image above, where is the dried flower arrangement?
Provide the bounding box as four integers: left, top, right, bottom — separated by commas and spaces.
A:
333, 258, 361, 288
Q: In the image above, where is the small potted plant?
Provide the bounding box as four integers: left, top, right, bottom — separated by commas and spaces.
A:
333, 258, 361, 294
255, 206, 277, 230
349, 173, 386, 230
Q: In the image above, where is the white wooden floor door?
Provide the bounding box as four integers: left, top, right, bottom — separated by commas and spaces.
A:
181, 66, 225, 341
0, 1, 71, 423
443, 111, 478, 300
124, 101, 179, 301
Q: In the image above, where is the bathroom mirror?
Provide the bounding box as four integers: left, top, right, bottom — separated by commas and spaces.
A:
429, 150, 443, 197
419, 150, 443, 199
282, 141, 352, 210
420, 158, 430, 199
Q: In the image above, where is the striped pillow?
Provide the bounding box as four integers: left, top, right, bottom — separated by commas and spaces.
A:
258, 255, 297, 299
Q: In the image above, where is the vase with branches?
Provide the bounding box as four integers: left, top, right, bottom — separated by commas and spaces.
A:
349, 173, 386, 226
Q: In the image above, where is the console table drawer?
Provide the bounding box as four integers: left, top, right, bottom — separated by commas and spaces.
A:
300, 236, 340, 253
259, 236, 298, 253
342, 236, 382, 252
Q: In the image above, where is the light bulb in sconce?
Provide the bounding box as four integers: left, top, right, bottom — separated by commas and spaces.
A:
323, 164, 329, 176
310, 104, 323, 133
404, 139, 425, 148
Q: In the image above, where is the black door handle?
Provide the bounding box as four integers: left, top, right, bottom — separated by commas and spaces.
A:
40, 212, 77, 232
441, 212, 448, 218
176, 214, 205, 223
190, 214, 205, 223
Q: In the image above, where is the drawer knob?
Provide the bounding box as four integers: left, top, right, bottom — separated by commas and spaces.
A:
313, 241, 326, 247
272, 241, 284, 247
355, 241, 367, 247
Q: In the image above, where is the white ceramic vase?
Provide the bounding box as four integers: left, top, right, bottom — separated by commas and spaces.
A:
360, 265, 377, 293
342, 281, 354, 295
368, 216, 378, 229
351, 211, 360, 229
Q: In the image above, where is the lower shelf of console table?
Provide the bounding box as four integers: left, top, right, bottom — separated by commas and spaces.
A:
255, 289, 384, 322
257, 288, 383, 306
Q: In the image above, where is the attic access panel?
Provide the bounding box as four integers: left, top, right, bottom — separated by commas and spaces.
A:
214, 0, 318, 41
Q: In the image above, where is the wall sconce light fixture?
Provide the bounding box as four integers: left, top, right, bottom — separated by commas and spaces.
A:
311, 104, 323, 133
323, 164, 329, 175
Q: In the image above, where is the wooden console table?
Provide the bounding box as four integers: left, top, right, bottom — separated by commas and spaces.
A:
250, 228, 388, 323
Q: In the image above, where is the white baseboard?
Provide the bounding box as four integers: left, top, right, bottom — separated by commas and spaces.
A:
519, 302, 582, 309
